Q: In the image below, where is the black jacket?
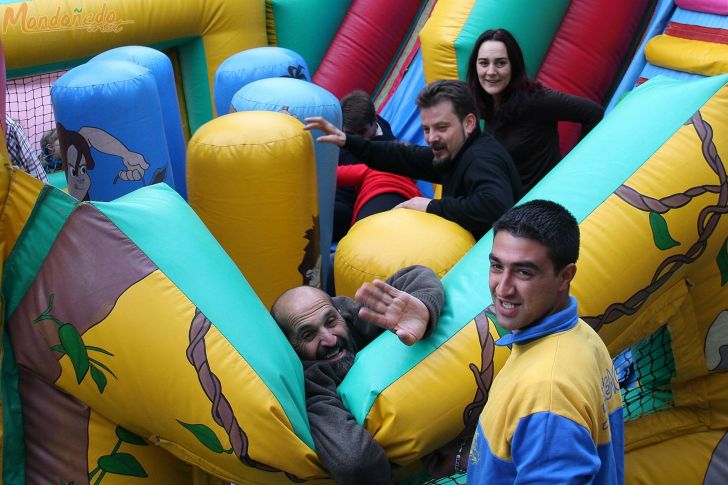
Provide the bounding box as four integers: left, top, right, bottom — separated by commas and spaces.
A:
303, 265, 445, 484
344, 127, 522, 239
489, 88, 603, 192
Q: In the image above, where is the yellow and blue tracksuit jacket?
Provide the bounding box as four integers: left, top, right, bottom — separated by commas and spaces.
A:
467, 297, 624, 484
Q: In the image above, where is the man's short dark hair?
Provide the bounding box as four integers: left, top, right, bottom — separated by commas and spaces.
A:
340, 90, 376, 135
493, 200, 579, 271
416, 79, 479, 121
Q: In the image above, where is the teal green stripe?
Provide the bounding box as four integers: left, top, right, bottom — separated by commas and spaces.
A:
272, 0, 351, 75
47, 171, 68, 191
178, 37, 214, 127
93, 184, 314, 450
3, 186, 78, 319
2, 185, 77, 484
340, 74, 728, 424
454, 0, 571, 80
2, 327, 25, 485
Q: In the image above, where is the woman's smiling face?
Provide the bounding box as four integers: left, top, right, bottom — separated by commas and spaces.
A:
476, 40, 512, 104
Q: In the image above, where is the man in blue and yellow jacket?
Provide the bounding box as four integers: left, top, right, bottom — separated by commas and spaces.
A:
467, 199, 624, 484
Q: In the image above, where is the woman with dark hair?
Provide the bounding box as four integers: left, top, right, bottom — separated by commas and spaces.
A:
466, 28, 604, 192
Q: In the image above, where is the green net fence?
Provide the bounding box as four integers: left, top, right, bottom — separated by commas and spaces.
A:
615, 325, 676, 422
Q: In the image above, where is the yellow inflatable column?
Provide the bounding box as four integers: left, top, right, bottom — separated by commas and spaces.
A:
187, 112, 320, 307
334, 210, 475, 297
419, 0, 478, 82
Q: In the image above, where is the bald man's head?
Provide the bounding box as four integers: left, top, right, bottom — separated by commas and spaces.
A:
271, 286, 354, 362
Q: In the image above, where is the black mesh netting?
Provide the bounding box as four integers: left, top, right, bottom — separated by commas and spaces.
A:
5, 70, 66, 162
614, 325, 676, 422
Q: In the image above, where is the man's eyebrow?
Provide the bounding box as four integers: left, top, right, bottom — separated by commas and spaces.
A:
323, 307, 340, 321
513, 261, 541, 271
292, 308, 337, 337
292, 322, 313, 338
489, 254, 542, 271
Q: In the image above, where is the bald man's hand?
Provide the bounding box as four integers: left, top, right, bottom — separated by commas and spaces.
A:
355, 279, 430, 345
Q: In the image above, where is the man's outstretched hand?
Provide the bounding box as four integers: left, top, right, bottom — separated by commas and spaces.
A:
355, 279, 430, 345
303, 116, 346, 147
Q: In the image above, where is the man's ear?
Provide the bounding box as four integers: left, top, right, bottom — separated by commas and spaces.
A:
463, 113, 478, 136
559, 263, 577, 291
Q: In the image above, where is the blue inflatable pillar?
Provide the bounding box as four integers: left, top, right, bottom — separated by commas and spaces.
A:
231, 77, 340, 290
51, 60, 173, 202
213, 47, 310, 117
91, 46, 188, 199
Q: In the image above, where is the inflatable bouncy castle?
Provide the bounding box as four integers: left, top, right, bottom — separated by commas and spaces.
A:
2, 1, 728, 484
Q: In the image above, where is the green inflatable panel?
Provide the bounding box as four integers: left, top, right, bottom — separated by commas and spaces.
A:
455, 0, 571, 80
271, 0, 352, 75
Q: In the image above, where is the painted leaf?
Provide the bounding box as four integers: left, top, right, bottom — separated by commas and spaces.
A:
649, 212, 680, 250
90, 365, 107, 393
86, 345, 114, 357
97, 453, 148, 477
177, 420, 225, 453
717, 236, 728, 286
51, 344, 66, 355
89, 358, 117, 379
59, 324, 89, 383
116, 426, 148, 446
87, 467, 100, 481
40, 294, 55, 318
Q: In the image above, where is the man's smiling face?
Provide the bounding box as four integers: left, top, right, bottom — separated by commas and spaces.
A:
420, 99, 476, 169
282, 287, 355, 362
489, 231, 574, 332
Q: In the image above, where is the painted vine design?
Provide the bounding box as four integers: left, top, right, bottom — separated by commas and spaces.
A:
33, 294, 116, 393
87, 426, 149, 483
59, 426, 149, 484
583, 110, 728, 331
179, 308, 304, 482
460, 310, 496, 436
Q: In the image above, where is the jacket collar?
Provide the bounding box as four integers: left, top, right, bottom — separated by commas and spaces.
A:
452, 125, 481, 164
495, 296, 579, 347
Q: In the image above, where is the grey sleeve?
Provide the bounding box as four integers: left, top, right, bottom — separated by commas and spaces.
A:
305, 364, 393, 484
